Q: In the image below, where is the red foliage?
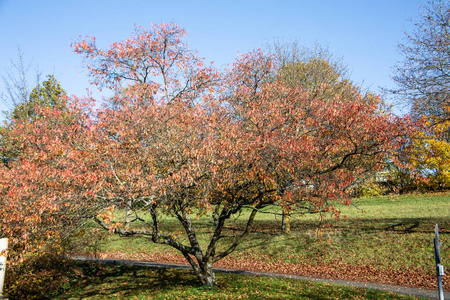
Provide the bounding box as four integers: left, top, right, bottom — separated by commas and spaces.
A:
0, 23, 418, 286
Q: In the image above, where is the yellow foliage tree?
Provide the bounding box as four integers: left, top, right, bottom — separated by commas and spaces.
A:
410, 109, 450, 190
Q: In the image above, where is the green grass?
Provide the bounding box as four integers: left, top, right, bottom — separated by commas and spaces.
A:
58, 193, 449, 299
338, 192, 450, 219
89, 193, 449, 273
52, 262, 423, 299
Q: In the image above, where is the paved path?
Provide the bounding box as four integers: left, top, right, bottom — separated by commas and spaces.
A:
73, 256, 449, 299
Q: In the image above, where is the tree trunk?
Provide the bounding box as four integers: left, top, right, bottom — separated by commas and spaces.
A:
181, 253, 216, 286
125, 201, 131, 229
197, 261, 216, 286
281, 209, 290, 234
149, 203, 260, 286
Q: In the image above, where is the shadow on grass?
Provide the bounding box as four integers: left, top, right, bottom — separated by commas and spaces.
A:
218, 216, 450, 262
219, 215, 449, 241
285, 216, 450, 234
57, 262, 201, 299
55, 262, 420, 300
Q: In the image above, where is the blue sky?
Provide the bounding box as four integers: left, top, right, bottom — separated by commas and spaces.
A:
0, 0, 426, 116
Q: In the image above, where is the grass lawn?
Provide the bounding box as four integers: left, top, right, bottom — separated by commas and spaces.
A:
52, 262, 424, 299
63, 193, 449, 297
88, 193, 449, 271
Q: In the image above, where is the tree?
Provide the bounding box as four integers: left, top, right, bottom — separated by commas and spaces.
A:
269, 42, 347, 85
0, 72, 74, 296
72, 24, 414, 286
408, 112, 450, 190
1, 75, 67, 167
0, 97, 94, 275
1, 48, 41, 114
1, 23, 415, 287
266, 41, 380, 232
392, 0, 450, 189
11, 74, 66, 121
393, 0, 450, 126
267, 41, 374, 103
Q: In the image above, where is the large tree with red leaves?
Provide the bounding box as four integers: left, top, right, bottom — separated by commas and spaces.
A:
0, 23, 415, 286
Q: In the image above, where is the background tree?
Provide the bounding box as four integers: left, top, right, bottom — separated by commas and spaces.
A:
407, 116, 450, 190
393, 0, 450, 126
266, 41, 382, 231
1, 48, 41, 115
1, 75, 67, 167
392, 0, 450, 191
269, 41, 347, 85
11, 74, 66, 121
266, 41, 377, 104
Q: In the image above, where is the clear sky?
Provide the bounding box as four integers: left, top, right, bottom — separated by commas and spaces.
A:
0, 0, 426, 117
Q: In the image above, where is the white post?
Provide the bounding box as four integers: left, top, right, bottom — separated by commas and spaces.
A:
434, 224, 445, 300
0, 238, 8, 298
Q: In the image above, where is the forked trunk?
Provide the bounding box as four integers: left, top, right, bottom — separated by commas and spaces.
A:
155, 204, 260, 287
182, 253, 216, 286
